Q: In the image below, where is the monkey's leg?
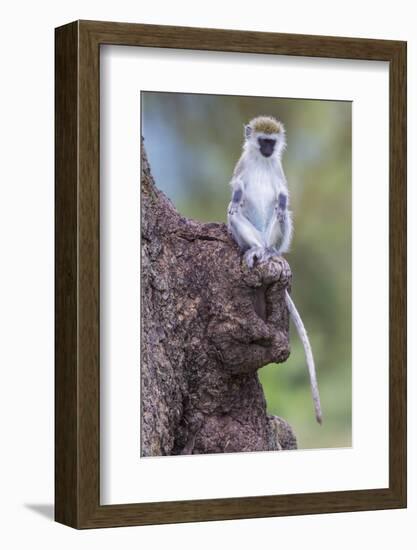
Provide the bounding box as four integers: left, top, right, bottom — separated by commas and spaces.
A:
265, 194, 293, 256
277, 209, 293, 254
264, 215, 282, 250
228, 210, 266, 267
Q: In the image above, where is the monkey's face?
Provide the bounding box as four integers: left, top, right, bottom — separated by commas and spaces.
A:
244, 117, 286, 159
257, 137, 276, 157
247, 131, 283, 159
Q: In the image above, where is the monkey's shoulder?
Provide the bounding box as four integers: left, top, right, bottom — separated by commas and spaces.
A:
232, 157, 246, 180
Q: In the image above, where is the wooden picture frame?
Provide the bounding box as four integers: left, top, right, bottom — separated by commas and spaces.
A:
55, 20, 407, 528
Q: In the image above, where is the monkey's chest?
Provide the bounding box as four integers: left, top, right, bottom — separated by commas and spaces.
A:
243, 177, 277, 233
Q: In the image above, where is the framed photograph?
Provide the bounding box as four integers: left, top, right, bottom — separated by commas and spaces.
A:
55, 20, 406, 528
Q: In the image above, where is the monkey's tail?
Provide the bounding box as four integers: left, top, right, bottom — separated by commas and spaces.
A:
285, 290, 323, 424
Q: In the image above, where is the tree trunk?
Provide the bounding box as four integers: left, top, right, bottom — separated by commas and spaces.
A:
141, 143, 297, 456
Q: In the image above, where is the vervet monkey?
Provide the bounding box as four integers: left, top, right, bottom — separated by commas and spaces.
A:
227, 115, 322, 424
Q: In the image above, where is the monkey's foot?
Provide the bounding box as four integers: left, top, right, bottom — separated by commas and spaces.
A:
264, 246, 281, 260
276, 257, 292, 289
244, 247, 266, 268
253, 255, 291, 289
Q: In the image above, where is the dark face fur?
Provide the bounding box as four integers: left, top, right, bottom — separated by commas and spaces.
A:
258, 137, 276, 157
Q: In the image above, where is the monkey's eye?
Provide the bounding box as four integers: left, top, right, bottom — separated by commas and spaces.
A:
258, 138, 276, 146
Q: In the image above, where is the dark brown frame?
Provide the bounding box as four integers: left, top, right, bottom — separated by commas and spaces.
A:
55, 20, 407, 529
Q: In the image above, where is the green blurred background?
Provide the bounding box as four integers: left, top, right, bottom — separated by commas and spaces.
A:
142, 91, 352, 450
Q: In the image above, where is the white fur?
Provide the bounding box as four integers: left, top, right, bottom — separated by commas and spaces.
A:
228, 125, 291, 254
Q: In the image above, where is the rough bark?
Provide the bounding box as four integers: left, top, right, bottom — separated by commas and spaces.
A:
141, 143, 297, 456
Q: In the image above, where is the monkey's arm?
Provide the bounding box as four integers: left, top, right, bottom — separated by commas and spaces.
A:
228, 178, 266, 262
227, 177, 244, 216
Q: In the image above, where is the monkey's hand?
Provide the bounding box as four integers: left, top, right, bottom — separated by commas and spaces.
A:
227, 202, 240, 216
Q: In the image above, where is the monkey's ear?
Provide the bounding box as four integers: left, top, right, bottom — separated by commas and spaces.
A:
244, 124, 252, 140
